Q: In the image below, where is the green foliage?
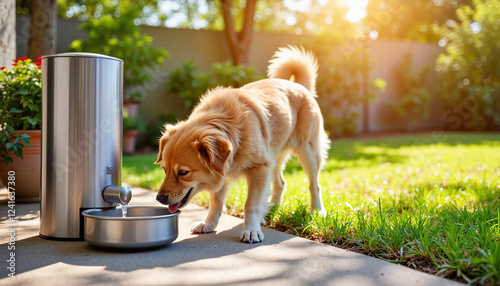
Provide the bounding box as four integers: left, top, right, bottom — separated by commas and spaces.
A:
365, 0, 473, 42
388, 52, 431, 129
211, 61, 261, 88
56, 0, 166, 24
123, 111, 146, 133
0, 57, 42, 165
142, 112, 178, 148
50, 0, 475, 42
166, 60, 263, 111
435, 0, 500, 130
166, 61, 212, 110
308, 35, 386, 137
68, 4, 169, 100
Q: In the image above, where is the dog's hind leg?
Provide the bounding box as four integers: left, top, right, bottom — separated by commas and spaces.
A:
269, 151, 291, 207
295, 142, 327, 216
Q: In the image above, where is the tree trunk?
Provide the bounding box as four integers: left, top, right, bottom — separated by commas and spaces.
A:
220, 0, 257, 65
28, 0, 58, 60
0, 0, 16, 67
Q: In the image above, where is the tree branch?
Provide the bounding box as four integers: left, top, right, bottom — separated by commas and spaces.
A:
240, 0, 257, 44
220, 0, 257, 65
221, 0, 237, 49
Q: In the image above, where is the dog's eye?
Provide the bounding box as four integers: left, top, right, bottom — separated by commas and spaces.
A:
178, 170, 189, 176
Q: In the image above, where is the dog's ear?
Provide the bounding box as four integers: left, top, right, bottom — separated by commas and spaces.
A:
191, 136, 232, 176
155, 124, 176, 164
155, 136, 167, 164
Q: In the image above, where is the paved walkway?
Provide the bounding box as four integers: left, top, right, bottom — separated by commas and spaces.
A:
0, 186, 463, 286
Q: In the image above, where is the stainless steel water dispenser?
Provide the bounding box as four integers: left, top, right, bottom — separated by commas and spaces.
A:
40, 53, 131, 240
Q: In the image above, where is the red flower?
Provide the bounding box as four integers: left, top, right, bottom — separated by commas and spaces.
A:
12, 56, 29, 66
0, 67, 5, 70
35, 55, 43, 67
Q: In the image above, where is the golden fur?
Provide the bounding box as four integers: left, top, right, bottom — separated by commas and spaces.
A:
155, 46, 330, 243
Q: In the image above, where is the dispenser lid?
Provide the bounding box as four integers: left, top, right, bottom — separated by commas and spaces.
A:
42, 52, 123, 63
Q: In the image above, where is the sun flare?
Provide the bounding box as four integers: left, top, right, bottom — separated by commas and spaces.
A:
284, 0, 368, 24
345, 0, 368, 23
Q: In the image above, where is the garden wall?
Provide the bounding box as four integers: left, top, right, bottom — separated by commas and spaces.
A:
16, 15, 444, 135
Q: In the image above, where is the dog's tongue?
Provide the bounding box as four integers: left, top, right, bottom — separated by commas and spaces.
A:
168, 202, 181, 214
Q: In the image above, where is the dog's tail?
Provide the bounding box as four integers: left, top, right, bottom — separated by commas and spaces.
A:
267, 45, 319, 97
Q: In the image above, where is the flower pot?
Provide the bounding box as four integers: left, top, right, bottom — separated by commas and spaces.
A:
123, 129, 139, 155
0, 130, 41, 203
123, 99, 140, 117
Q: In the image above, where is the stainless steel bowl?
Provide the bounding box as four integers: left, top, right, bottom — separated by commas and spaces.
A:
82, 206, 180, 249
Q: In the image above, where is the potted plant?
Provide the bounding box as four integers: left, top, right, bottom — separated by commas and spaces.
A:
123, 111, 146, 154
123, 92, 142, 117
0, 56, 42, 202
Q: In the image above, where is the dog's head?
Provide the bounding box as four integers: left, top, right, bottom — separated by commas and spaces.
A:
154, 123, 232, 213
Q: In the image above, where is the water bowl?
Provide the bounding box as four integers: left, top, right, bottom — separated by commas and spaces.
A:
82, 206, 180, 250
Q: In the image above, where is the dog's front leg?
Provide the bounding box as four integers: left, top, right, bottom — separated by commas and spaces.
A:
241, 163, 270, 243
191, 183, 229, 234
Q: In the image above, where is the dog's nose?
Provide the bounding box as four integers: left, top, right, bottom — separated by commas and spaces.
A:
156, 194, 169, 205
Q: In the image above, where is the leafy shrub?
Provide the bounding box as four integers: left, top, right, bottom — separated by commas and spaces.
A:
166, 60, 263, 111
123, 110, 146, 133
211, 61, 261, 88
69, 4, 169, 101
166, 61, 212, 110
434, 0, 500, 130
0, 56, 42, 165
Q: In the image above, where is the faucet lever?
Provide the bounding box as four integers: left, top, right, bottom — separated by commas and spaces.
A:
102, 185, 132, 205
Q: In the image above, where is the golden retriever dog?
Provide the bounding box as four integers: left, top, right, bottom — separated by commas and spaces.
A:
155, 46, 330, 243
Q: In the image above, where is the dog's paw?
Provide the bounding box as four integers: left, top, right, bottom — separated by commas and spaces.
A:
317, 208, 327, 217
240, 228, 264, 244
191, 221, 216, 234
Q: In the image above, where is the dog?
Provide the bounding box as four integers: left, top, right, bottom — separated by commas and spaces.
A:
155, 45, 330, 243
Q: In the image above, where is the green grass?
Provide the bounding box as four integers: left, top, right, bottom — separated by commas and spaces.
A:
123, 132, 500, 284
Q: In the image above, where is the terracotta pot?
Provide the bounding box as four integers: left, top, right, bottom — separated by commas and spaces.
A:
0, 130, 41, 203
123, 99, 140, 117
123, 129, 139, 155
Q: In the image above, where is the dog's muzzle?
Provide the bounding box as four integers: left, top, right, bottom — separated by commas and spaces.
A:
156, 194, 169, 205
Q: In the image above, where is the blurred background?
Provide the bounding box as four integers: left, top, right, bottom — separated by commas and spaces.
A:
6, 0, 500, 152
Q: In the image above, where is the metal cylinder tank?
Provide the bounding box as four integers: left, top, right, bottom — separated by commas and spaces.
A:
40, 53, 124, 239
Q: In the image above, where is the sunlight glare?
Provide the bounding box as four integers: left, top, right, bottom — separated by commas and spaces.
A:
345, 0, 368, 23
284, 0, 312, 12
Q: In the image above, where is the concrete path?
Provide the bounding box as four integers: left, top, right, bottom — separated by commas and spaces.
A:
0, 186, 463, 286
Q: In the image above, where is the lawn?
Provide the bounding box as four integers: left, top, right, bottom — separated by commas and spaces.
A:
123, 132, 500, 284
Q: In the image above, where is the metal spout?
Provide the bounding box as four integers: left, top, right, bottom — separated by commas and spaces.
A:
102, 185, 132, 205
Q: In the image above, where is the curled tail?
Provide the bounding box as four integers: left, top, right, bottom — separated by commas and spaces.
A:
267, 45, 319, 97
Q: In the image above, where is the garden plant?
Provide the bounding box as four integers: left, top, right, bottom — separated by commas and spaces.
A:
0, 56, 42, 165
68, 3, 169, 101
435, 0, 500, 131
